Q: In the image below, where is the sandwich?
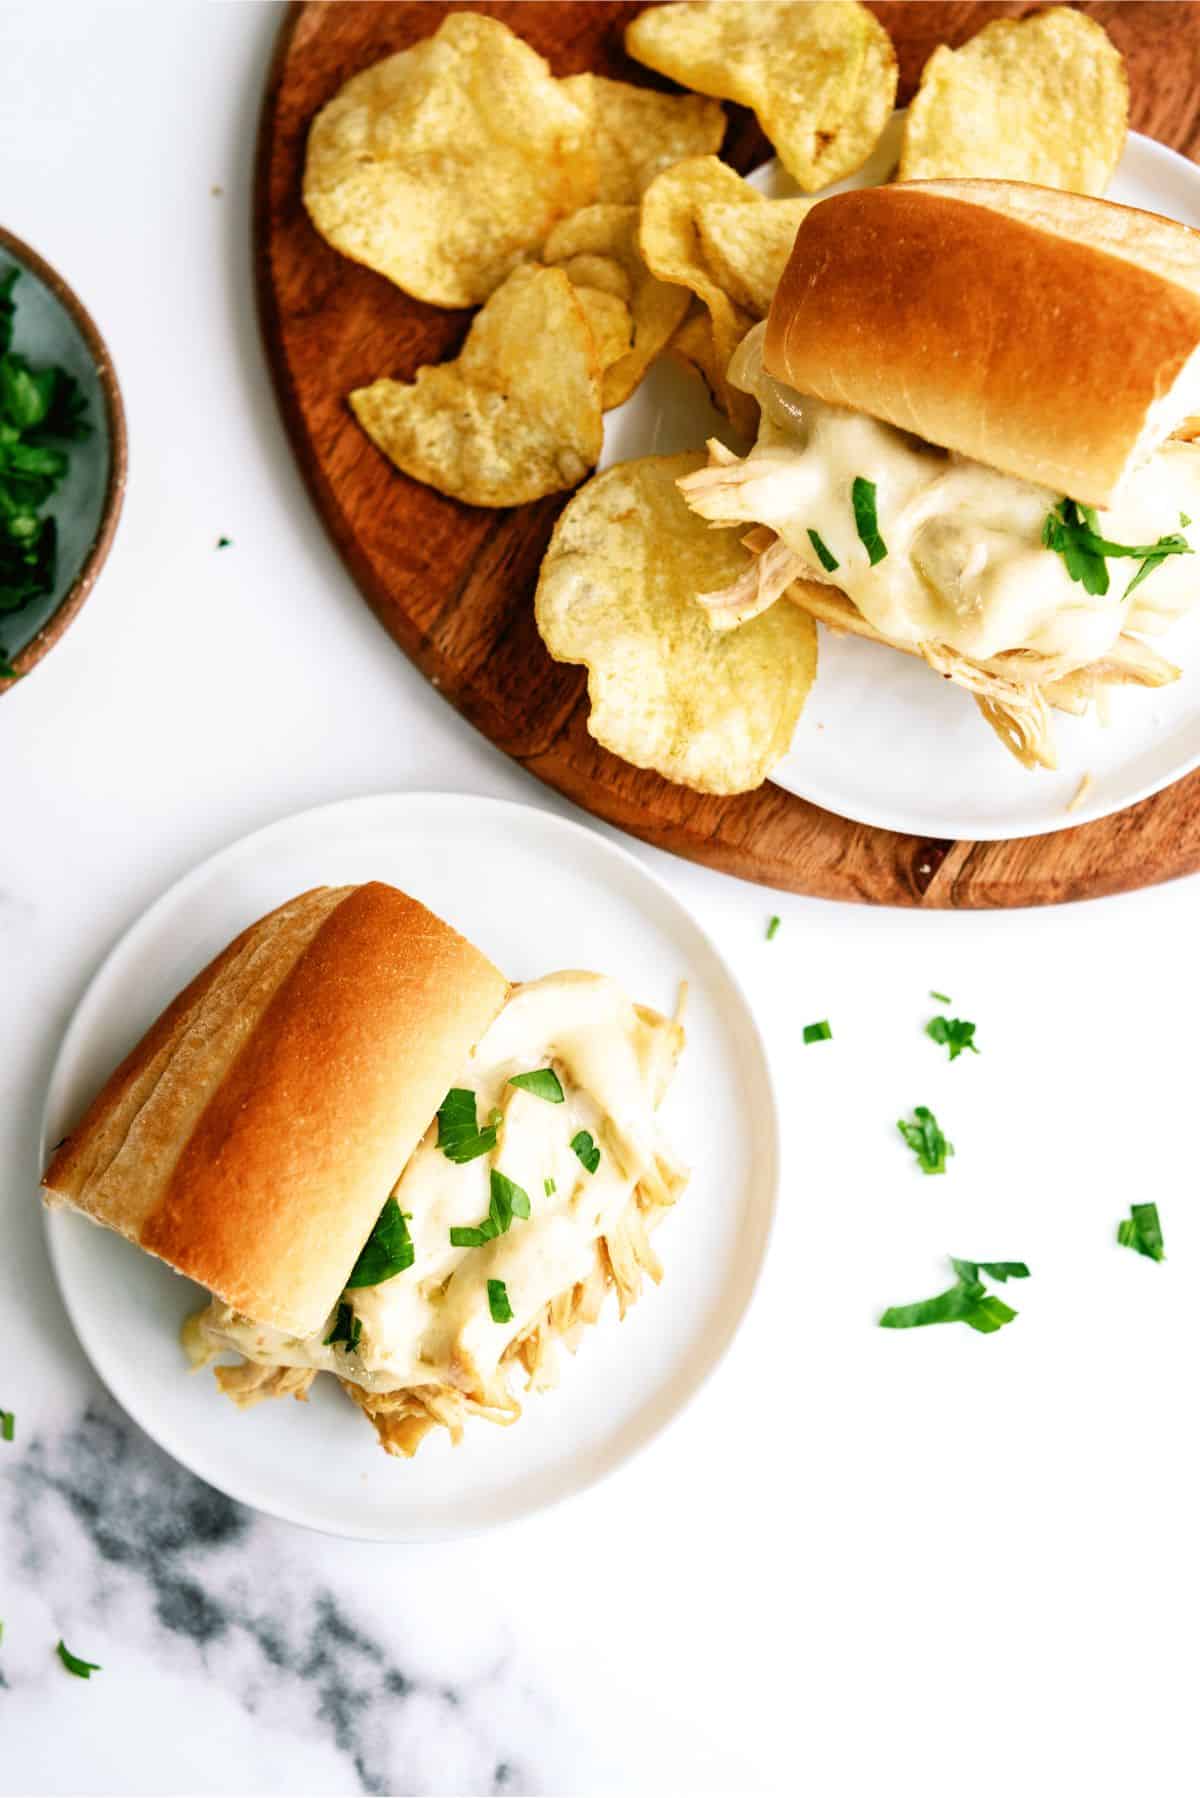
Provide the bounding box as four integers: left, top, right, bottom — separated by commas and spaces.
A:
42, 882, 688, 1458
678, 180, 1200, 768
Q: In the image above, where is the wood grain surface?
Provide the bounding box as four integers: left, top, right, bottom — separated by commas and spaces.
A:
255, 0, 1200, 907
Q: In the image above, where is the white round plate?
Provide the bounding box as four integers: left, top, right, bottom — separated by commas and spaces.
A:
42, 793, 778, 1541
603, 117, 1200, 842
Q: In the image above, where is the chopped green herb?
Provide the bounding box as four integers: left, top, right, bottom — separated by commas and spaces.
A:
324, 1301, 362, 1353
571, 1130, 601, 1174
926, 1015, 979, 1061
929, 989, 951, 1004
437, 1087, 501, 1164
450, 1168, 532, 1248
1042, 497, 1191, 599
766, 914, 781, 941
1182, 512, 1193, 528
802, 1019, 832, 1044
508, 1068, 564, 1104
0, 1409, 13, 1442
807, 527, 839, 572
950, 1258, 1029, 1285
56, 1640, 101, 1679
0, 268, 91, 622
487, 1278, 514, 1324
345, 1197, 414, 1288
216, 535, 232, 548
1116, 1201, 1165, 1262
880, 1258, 1027, 1334
851, 476, 888, 565
544, 1177, 556, 1197
897, 1105, 953, 1174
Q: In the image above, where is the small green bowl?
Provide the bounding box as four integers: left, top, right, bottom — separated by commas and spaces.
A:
0, 226, 127, 692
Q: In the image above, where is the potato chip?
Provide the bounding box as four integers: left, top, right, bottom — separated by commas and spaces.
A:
558, 253, 633, 305
639, 157, 761, 368
349, 265, 602, 507
304, 14, 595, 307
535, 454, 816, 793
543, 205, 690, 410
626, 1, 896, 192
574, 286, 634, 374
560, 72, 725, 202
695, 197, 813, 318
899, 7, 1128, 195
669, 309, 758, 440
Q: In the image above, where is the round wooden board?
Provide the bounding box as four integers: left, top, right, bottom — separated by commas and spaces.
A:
255, 0, 1200, 907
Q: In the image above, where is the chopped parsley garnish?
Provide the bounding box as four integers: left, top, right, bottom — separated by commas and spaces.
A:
544, 1176, 556, 1197
880, 1258, 1028, 1334
56, 1640, 101, 1679
807, 527, 839, 572
1116, 1201, 1165, 1262
930, 989, 951, 1004
508, 1068, 564, 1104
345, 1197, 413, 1288
324, 1301, 362, 1353
1042, 498, 1191, 599
802, 1019, 832, 1044
926, 1015, 978, 1061
851, 476, 887, 564
449, 1168, 531, 1248
216, 535, 232, 548
897, 1105, 953, 1174
0, 267, 91, 621
487, 1278, 514, 1324
570, 1130, 601, 1174
0, 1409, 13, 1442
1182, 512, 1193, 528
766, 914, 781, 941
437, 1087, 501, 1164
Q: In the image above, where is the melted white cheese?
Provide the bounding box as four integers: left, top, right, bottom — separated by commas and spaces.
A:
722, 324, 1200, 662
202, 972, 682, 1395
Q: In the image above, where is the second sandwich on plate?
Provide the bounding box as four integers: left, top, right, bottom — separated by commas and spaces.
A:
679, 179, 1200, 770
42, 882, 688, 1459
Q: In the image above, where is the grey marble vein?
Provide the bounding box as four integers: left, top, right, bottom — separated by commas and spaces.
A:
3, 1399, 582, 1796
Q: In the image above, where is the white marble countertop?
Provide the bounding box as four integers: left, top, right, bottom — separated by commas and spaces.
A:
2, 5, 1197, 1795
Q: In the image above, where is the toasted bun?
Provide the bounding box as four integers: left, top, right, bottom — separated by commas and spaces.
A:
764, 180, 1200, 507
42, 884, 508, 1336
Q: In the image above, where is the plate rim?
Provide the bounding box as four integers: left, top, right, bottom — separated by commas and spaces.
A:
40, 788, 782, 1542
767, 125, 1200, 843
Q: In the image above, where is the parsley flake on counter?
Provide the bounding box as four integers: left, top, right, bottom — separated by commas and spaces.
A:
0, 1409, 13, 1442
437, 1087, 501, 1164
897, 1105, 953, 1174
0, 267, 91, 621
1042, 498, 1191, 599
345, 1197, 413, 1288
216, 535, 232, 548
802, 1019, 832, 1044
930, 989, 951, 1004
487, 1278, 514, 1324
508, 1068, 564, 1104
544, 1176, 556, 1197
324, 1301, 362, 1353
807, 527, 839, 573
570, 1130, 601, 1175
851, 476, 888, 565
450, 1168, 532, 1248
56, 1640, 101, 1679
1117, 1201, 1165, 1262
880, 1258, 1028, 1334
926, 1015, 979, 1061
766, 914, 781, 941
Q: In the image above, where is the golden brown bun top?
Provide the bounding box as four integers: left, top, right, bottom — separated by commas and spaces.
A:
764, 180, 1200, 506
42, 884, 509, 1336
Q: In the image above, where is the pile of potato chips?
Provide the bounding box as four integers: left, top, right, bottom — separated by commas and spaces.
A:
305, 1, 1131, 794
